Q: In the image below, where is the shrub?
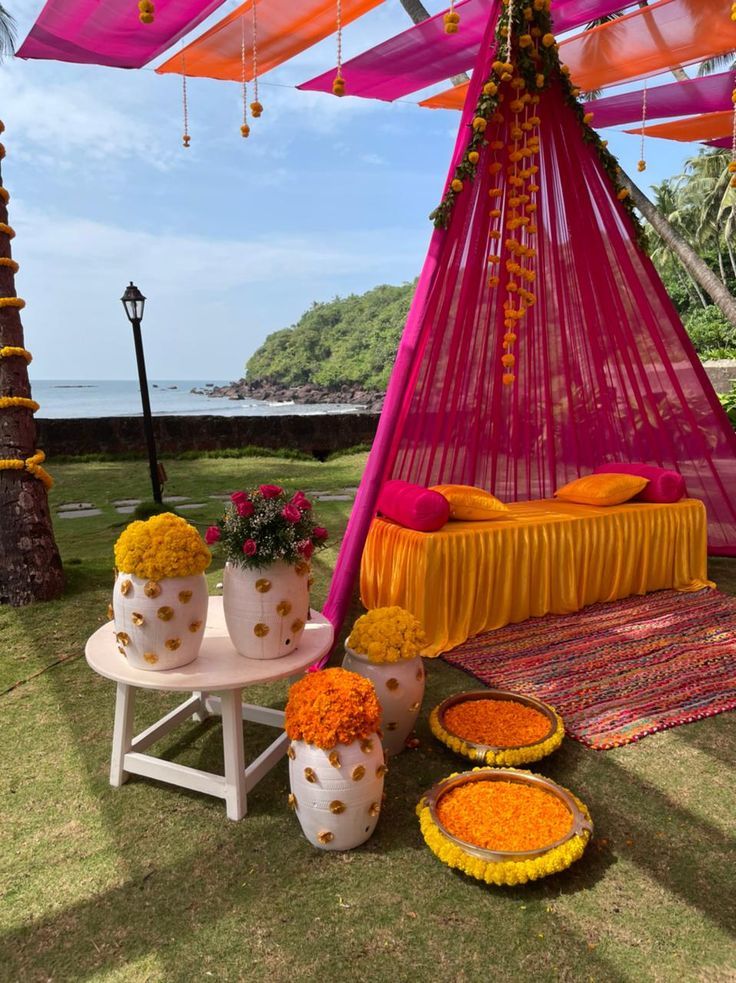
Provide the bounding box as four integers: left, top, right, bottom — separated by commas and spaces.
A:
684, 306, 736, 358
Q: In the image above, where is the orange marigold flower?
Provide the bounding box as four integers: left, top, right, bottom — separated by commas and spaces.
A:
285, 668, 381, 749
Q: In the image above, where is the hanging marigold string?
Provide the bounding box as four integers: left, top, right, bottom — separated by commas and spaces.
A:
638, 81, 648, 173
333, 0, 345, 96
0, 396, 40, 412
444, 0, 460, 35
181, 53, 191, 148
240, 16, 250, 138
0, 296, 25, 310
250, 0, 263, 117
0, 345, 32, 363
0, 222, 16, 239
138, 0, 154, 25
0, 257, 19, 272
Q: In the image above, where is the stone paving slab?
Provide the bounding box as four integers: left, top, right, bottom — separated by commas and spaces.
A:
57, 502, 96, 512
112, 499, 141, 507
177, 503, 206, 511
57, 508, 103, 519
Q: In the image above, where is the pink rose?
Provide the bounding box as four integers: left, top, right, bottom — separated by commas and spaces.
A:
243, 539, 257, 557
312, 526, 328, 541
204, 525, 221, 545
282, 503, 301, 523
259, 484, 283, 499
291, 491, 312, 511
297, 540, 314, 559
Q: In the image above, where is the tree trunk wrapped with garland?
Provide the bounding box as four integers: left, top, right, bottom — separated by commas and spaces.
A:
0, 123, 63, 605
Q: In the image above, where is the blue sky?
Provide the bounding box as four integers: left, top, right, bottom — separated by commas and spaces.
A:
0, 0, 706, 381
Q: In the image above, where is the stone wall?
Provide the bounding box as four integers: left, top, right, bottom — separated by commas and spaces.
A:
703, 360, 736, 395
36, 413, 381, 460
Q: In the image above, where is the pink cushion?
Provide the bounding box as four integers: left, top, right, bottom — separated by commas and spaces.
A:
593, 463, 686, 504
377, 480, 450, 532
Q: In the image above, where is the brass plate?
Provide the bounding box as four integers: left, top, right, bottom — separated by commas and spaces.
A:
423, 767, 593, 863
436, 689, 559, 754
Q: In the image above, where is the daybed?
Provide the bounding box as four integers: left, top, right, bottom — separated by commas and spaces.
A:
360, 498, 714, 657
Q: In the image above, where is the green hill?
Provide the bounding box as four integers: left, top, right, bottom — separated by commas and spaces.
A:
245, 282, 416, 391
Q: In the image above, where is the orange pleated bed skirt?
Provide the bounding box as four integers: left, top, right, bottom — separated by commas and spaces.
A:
360, 498, 714, 657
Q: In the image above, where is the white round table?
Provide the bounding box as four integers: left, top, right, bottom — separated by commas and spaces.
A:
86, 597, 334, 820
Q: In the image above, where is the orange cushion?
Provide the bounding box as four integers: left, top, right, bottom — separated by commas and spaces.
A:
430, 484, 510, 521
554, 473, 649, 506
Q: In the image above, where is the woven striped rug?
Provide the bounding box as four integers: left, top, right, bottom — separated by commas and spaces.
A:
441, 589, 736, 749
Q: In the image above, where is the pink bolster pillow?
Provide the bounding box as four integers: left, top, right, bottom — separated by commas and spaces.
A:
593, 463, 686, 504
377, 480, 450, 532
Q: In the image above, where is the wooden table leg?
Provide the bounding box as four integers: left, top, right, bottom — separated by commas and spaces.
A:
110, 682, 136, 787
220, 689, 247, 820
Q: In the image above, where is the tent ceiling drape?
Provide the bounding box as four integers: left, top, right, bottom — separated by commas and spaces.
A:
156, 0, 384, 82
16, 0, 228, 68
298, 0, 629, 101
420, 0, 736, 110
626, 110, 736, 143
586, 72, 736, 129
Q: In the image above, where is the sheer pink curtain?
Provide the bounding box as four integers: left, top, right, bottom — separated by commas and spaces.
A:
323, 8, 736, 637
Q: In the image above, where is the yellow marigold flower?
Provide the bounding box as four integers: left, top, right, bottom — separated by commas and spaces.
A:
472, 117, 488, 132
468, 150, 480, 164
583, 112, 594, 124
727, 162, 736, 173
483, 81, 498, 96
451, 178, 464, 192
637, 160, 646, 172
535, 74, 545, 88
617, 188, 630, 201
542, 33, 555, 47
519, 34, 533, 48
114, 513, 211, 580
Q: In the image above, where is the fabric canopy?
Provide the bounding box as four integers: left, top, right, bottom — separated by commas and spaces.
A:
323, 6, 736, 636
17, 0, 226, 69
421, 0, 736, 110
585, 72, 736, 129
299, 0, 631, 101
626, 111, 736, 142
156, 0, 384, 81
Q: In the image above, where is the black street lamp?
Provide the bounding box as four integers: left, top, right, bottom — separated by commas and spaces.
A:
121, 282, 162, 504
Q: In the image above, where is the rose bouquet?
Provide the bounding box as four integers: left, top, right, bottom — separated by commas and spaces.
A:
205, 484, 328, 569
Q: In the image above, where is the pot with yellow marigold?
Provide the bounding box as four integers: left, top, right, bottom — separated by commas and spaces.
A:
112, 513, 211, 671
343, 606, 427, 755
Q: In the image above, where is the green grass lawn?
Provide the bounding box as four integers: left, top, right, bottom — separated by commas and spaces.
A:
1, 454, 734, 982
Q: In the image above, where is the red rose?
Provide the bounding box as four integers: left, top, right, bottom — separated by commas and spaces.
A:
204, 525, 221, 545
231, 491, 248, 508
282, 504, 301, 523
312, 526, 328, 541
259, 484, 283, 499
297, 540, 314, 559
236, 499, 254, 518
291, 491, 312, 511
243, 539, 257, 557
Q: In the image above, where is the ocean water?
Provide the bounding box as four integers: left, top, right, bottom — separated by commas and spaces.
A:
31, 380, 362, 419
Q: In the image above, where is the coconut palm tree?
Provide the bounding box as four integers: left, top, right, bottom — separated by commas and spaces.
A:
0, 7, 64, 605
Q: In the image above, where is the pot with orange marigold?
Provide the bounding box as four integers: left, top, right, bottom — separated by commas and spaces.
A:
285, 668, 386, 850
112, 513, 211, 671
343, 606, 427, 756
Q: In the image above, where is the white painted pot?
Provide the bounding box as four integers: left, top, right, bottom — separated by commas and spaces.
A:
288, 734, 385, 850
112, 571, 208, 671
342, 647, 425, 756
222, 559, 310, 660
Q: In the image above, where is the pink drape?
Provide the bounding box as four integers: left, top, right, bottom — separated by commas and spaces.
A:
323, 11, 736, 639
585, 72, 736, 129
17, 0, 226, 68
299, 0, 630, 101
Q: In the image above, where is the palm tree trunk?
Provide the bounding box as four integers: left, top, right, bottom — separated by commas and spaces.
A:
398, 0, 470, 85
0, 153, 64, 605
726, 238, 736, 282
622, 172, 736, 328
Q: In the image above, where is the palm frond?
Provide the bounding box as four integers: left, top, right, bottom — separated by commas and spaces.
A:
0, 4, 16, 60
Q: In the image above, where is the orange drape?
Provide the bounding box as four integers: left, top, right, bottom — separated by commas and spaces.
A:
420, 0, 736, 110
361, 500, 713, 656
156, 0, 384, 82
626, 110, 735, 142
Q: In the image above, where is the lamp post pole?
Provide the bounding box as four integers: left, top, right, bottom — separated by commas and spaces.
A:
121, 282, 162, 504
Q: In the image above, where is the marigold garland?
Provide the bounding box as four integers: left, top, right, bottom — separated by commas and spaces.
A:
0, 187, 9, 205
416, 768, 592, 886
347, 606, 426, 663
0, 345, 32, 363
0, 257, 19, 272
0, 450, 53, 490
0, 296, 25, 310
285, 667, 381, 748
114, 512, 211, 580
429, 699, 564, 766
0, 222, 16, 239
0, 396, 40, 412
